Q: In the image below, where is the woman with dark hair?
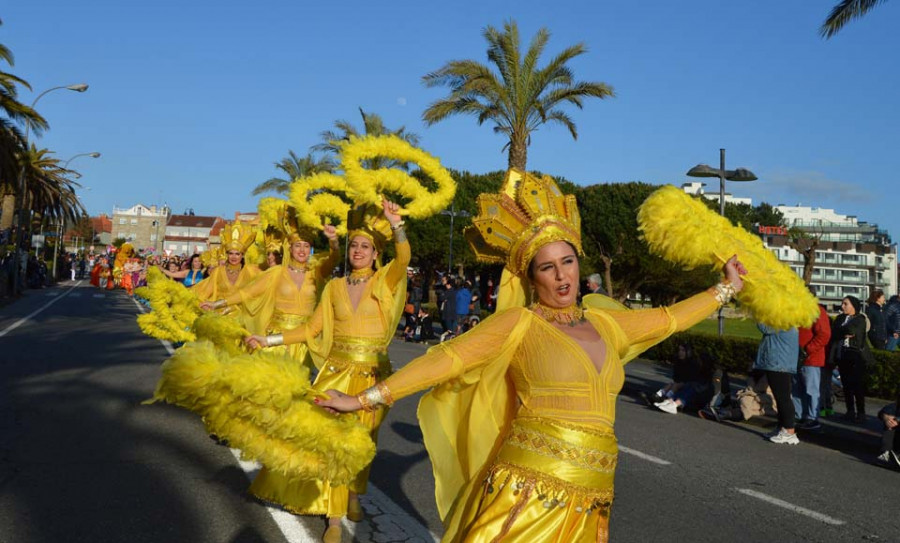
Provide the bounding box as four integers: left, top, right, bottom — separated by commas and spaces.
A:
314, 172, 747, 542
831, 295, 874, 423
866, 289, 887, 350
158, 253, 205, 286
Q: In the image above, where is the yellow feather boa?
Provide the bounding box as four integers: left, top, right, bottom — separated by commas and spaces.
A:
288, 172, 352, 236
638, 185, 819, 329
147, 341, 376, 485
135, 267, 202, 343
340, 134, 456, 218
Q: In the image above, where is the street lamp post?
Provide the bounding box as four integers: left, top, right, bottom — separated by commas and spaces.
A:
11, 83, 89, 293
686, 148, 758, 337
440, 203, 470, 275
51, 153, 100, 280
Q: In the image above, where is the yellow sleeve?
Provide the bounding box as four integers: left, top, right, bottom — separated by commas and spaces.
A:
315, 240, 341, 283
382, 307, 526, 401
190, 272, 217, 302
384, 239, 411, 291
224, 266, 278, 307
604, 289, 720, 359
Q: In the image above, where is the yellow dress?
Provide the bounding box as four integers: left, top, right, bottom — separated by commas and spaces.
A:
190, 264, 261, 329
378, 289, 720, 542
223, 250, 339, 353
249, 239, 410, 517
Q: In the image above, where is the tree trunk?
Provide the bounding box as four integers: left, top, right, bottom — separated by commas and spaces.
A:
508, 140, 528, 171
599, 254, 613, 299
0, 194, 16, 231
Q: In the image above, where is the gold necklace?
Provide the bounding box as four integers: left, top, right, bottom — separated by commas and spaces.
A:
225, 263, 241, 275
530, 302, 586, 327
347, 268, 375, 286
288, 261, 309, 273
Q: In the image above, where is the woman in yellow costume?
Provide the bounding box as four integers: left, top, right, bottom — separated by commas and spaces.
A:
314, 170, 748, 543
246, 197, 409, 542
201, 202, 340, 366
191, 220, 261, 314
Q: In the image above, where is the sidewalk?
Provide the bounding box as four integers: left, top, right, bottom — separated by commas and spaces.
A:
623, 358, 888, 454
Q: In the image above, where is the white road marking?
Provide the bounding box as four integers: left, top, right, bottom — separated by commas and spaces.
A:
0, 281, 81, 338
735, 488, 845, 526
45, 292, 60, 297
92, 293, 105, 298
618, 445, 672, 465
69, 292, 82, 297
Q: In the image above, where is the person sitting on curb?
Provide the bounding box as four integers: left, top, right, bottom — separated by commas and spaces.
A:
875, 397, 900, 469
699, 369, 778, 423
651, 345, 714, 415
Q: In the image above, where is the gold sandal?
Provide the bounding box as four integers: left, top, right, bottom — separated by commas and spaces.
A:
347, 498, 364, 522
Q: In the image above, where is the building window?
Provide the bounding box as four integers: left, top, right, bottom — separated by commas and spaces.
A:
150, 234, 157, 241
119, 218, 126, 225
130, 219, 138, 225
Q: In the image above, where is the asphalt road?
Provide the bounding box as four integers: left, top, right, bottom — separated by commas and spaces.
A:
1, 281, 898, 543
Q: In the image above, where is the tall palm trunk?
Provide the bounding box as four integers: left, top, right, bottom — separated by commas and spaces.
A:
0, 194, 15, 230
508, 140, 528, 171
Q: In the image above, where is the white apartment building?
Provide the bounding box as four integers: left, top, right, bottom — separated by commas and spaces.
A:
110, 204, 171, 253
680, 181, 753, 206
163, 214, 223, 256
758, 205, 897, 308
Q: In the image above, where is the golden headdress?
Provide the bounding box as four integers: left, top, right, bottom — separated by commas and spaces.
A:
347, 203, 394, 252
200, 247, 221, 268
221, 220, 257, 253
466, 169, 582, 278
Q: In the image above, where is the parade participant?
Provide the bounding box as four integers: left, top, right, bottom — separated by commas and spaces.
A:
314, 170, 748, 542
246, 198, 408, 542
158, 253, 205, 286
191, 220, 260, 312
203, 204, 341, 363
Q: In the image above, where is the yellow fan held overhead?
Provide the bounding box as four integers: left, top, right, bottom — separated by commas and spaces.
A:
340, 134, 456, 219
637, 185, 819, 330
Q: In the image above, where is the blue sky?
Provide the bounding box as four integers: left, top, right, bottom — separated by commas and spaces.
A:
4, 1, 898, 239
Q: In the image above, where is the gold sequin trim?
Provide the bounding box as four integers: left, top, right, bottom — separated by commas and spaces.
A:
506, 424, 617, 474
323, 358, 384, 378
485, 461, 613, 515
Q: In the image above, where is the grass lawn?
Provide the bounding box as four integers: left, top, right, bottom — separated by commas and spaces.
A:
687, 317, 762, 340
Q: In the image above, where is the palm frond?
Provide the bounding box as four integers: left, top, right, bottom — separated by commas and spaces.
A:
821, 0, 888, 38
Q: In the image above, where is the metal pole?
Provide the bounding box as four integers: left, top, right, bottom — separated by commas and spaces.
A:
51, 221, 62, 280
447, 204, 455, 275
718, 148, 726, 337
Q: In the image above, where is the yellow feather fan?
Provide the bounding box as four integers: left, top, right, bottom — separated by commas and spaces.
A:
637, 185, 818, 329
135, 267, 202, 343
340, 134, 456, 218
288, 172, 352, 236
147, 341, 375, 485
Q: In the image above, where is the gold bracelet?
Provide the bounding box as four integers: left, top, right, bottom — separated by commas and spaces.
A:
266, 334, 284, 347
390, 220, 406, 231
712, 281, 737, 305
212, 299, 227, 309
393, 226, 407, 243
356, 382, 394, 412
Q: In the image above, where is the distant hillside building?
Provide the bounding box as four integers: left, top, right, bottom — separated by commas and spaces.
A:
757, 205, 898, 308
681, 181, 753, 206
111, 204, 171, 253
163, 214, 223, 256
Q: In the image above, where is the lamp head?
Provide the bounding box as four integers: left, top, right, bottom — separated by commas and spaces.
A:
725, 168, 758, 182
89, 152, 101, 158
686, 164, 720, 178
67, 84, 89, 92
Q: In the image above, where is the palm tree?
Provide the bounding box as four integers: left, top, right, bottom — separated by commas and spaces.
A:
422, 20, 614, 171
19, 144, 86, 224
251, 150, 336, 196
821, 0, 889, 38
313, 107, 420, 170
1, 19, 49, 229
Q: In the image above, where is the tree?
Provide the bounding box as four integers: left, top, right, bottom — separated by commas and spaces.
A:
0, 19, 49, 229
313, 107, 419, 170
19, 144, 86, 224
422, 20, 614, 171
786, 227, 822, 285
821, 0, 889, 38
251, 150, 335, 196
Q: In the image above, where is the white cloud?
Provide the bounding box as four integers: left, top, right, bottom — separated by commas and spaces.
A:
742, 170, 875, 208
396, 97, 407, 106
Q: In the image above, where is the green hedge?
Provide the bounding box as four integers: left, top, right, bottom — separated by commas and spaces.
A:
645, 331, 900, 401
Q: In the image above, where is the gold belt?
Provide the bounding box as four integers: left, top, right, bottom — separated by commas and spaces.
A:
268, 312, 309, 332
486, 417, 618, 514
330, 337, 388, 364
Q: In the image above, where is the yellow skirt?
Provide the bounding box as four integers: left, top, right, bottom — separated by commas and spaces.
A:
262, 312, 313, 372
446, 417, 617, 543
250, 337, 392, 518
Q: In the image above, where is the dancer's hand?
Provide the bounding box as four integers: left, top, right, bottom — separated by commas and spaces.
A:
382, 197, 402, 227
245, 335, 268, 350
323, 224, 338, 241
723, 255, 747, 292
199, 301, 215, 311
315, 389, 363, 414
